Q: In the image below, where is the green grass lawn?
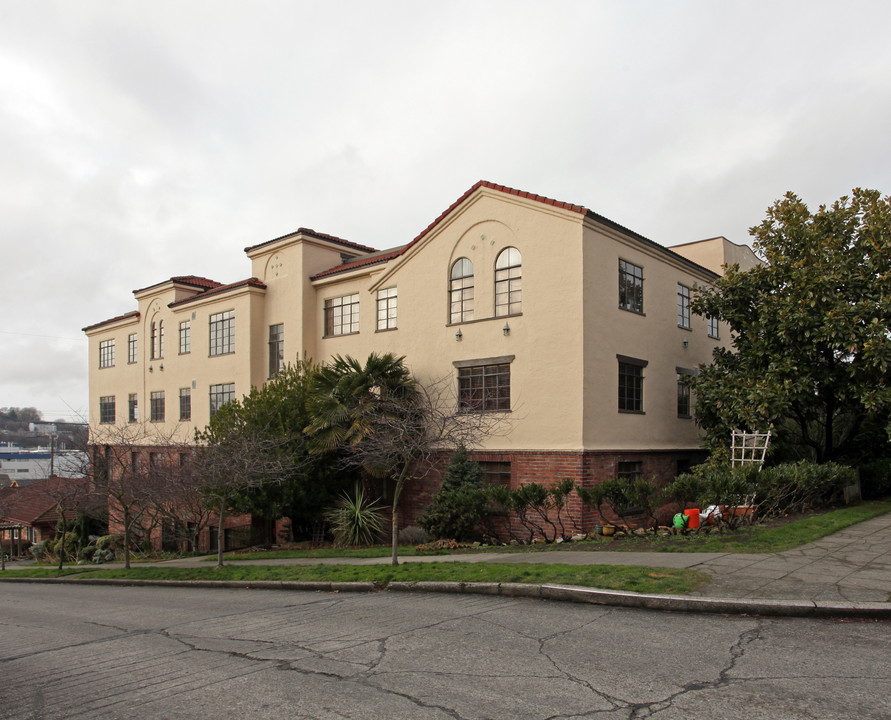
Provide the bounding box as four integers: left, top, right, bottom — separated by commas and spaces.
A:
0, 561, 708, 595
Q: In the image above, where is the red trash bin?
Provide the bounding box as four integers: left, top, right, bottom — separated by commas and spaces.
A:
684, 508, 700, 529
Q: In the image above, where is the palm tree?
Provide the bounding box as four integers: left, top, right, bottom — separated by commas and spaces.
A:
306, 353, 423, 565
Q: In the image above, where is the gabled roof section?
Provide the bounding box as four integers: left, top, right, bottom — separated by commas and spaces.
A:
168, 277, 266, 308
0, 477, 91, 526
82, 310, 140, 334
311, 247, 406, 281
245, 227, 377, 255
132, 275, 223, 296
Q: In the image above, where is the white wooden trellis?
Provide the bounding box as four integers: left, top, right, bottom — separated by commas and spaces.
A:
731, 429, 771, 470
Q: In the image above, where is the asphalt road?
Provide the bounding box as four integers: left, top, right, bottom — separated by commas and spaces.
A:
1, 584, 889, 719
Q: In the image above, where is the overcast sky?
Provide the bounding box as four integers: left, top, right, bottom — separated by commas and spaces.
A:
2, 0, 890, 423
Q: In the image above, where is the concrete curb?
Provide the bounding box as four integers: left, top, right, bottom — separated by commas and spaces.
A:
4, 576, 889, 618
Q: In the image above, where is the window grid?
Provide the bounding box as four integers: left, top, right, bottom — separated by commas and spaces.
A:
150, 391, 165, 423
707, 315, 720, 339
376, 288, 398, 331
324, 294, 359, 336
99, 396, 115, 424
449, 258, 474, 323
495, 247, 522, 317
179, 320, 191, 354
677, 284, 691, 329
269, 324, 284, 377
619, 260, 644, 313
99, 339, 115, 368
128, 393, 138, 423
128, 334, 138, 364
151, 321, 165, 360
209, 383, 235, 418
179, 388, 191, 421
209, 310, 235, 356
458, 364, 510, 413
618, 362, 643, 413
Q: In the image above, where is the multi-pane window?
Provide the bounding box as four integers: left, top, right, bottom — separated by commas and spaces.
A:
619, 260, 644, 313
209, 310, 235, 356
209, 383, 235, 418
324, 294, 359, 336
150, 391, 165, 422
677, 284, 691, 329
480, 461, 511, 486
376, 288, 398, 331
449, 258, 474, 323
99, 339, 115, 368
495, 247, 522, 317
618, 356, 646, 413
268, 324, 284, 377
179, 388, 191, 421
617, 461, 643, 480
128, 333, 138, 364
179, 320, 191, 354
151, 321, 164, 359
99, 396, 115, 424
458, 363, 510, 412
128, 393, 138, 423
707, 315, 720, 339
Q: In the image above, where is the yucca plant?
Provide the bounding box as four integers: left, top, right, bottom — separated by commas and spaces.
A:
325, 484, 386, 547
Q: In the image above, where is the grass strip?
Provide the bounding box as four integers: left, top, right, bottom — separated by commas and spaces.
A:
0, 562, 709, 595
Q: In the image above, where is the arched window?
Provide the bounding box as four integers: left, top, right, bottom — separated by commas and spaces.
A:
450, 258, 474, 323
495, 247, 522, 316
151, 320, 165, 360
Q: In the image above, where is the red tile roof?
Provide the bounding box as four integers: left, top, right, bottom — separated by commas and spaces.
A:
168, 277, 266, 308
82, 310, 140, 333
310, 247, 406, 280
245, 227, 377, 255
132, 275, 223, 296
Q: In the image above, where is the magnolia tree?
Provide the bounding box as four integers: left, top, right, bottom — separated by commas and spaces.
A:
692, 188, 891, 462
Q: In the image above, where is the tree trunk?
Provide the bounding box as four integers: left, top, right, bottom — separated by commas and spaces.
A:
389, 463, 410, 566
123, 508, 131, 570
216, 503, 226, 568
57, 505, 66, 571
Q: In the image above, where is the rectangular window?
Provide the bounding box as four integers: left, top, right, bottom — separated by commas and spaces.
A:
268, 324, 284, 377
677, 367, 694, 418
619, 260, 644, 313
324, 294, 359, 336
128, 393, 138, 423
99, 396, 115, 424
677, 284, 691, 329
618, 355, 647, 413
179, 388, 191, 421
209, 383, 235, 418
209, 310, 235, 356
617, 461, 643, 480
677, 374, 691, 418
707, 315, 720, 339
128, 333, 138, 364
376, 288, 398, 331
99, 339, 115, 368
480, 461, 511, 486
150, 391, 165, 423
458, 364, 511, 413
179, 320, 191, 354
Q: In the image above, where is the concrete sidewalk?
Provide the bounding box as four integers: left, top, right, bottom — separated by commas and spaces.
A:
10, 512, 889, 617
139, 510, 891, 613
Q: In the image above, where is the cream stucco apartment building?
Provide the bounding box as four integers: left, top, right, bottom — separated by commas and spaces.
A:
83, 181, 759, 530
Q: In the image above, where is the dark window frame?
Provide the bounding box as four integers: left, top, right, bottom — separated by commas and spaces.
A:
179, 320, 191, 355
495, 247, 522, 317
324, 294, 360, 337
268, 323, 284, 376
209, 382, 235, 418
99, 396, 115, 424
677, 284, 691, 329
449, 258, 474, 324
618, 259, 644, 314
99, 339, 115, 368
707, 315, 720, 339
617, 355, 647, 413
128, 393, 138, 423
376, 287, 398, 331
209, 310, 235, 356
150, 391, 165, 423
179, 387, 191, 421
454, 355, 514, 413
128, 333, 138, 364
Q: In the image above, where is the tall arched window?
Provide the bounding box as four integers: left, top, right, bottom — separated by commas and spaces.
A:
495, 247, 522, 316
450, 258, 474, 323
151, 320, 165, 360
